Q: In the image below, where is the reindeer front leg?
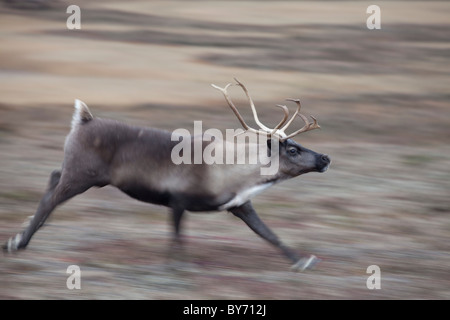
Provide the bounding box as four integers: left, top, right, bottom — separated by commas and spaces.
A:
229, 201, 318, 271
165, 205, 187, 264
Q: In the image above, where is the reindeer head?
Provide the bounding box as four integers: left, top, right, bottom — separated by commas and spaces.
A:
212, 78, 330, 178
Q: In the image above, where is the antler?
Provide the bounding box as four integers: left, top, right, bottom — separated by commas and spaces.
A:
211, 79, 320, 141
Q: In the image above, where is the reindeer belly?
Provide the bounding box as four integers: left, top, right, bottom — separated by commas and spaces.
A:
179, 193, 235, 212
118, 182, 235, 212
119, 184, 171, 207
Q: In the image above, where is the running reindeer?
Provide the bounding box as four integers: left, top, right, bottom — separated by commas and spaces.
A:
3, 79, 330, 271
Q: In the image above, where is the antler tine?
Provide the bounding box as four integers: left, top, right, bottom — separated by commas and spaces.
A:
278, 98, 320, 141
281, 113, 320, 141
280, 98, 302, 132
211, 83, 251, 131
310, 115, 319, 128
233, 77, 271, 132
271, 104, 289, 135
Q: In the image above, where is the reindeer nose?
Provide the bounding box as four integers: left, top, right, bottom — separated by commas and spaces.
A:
321, 154, 330, 164
317, 154, 331, 173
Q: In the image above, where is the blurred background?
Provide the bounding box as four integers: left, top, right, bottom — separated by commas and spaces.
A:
0, 0, 449, 299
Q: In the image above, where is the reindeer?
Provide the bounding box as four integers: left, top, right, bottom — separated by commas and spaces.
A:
3, 79, 330, 271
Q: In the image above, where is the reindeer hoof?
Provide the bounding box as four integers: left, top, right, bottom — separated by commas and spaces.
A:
2, 234, 23, 253
291, 255, 320, 272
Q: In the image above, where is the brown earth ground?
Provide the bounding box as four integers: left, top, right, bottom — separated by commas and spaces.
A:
0, 1, 449, 299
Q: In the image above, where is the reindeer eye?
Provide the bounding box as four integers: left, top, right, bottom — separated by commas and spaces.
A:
288, 147, 297, 155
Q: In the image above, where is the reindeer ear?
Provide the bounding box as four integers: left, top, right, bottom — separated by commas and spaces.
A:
266, 138, 285, 157
266, 138, 272, 157
267, 138, 286, 149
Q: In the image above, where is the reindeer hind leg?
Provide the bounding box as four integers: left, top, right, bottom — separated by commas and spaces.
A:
3, 168, 95, 252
